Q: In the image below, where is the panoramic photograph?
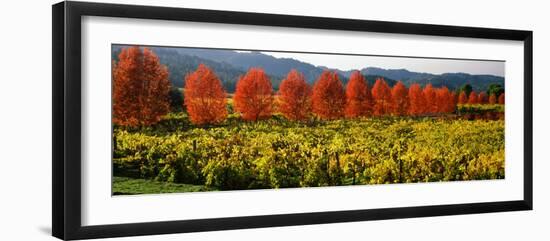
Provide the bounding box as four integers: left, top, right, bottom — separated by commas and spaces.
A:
111, 45, 505, 195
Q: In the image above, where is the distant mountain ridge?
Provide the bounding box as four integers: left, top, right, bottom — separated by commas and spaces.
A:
112, 45, 504, 93
360, 67, 435, 81
169, 47, 325, 84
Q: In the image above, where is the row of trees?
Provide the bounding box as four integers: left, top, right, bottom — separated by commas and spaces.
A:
457, 90, 505, 105
184, 65, 505, 124
112, 47, 505, 126
185, 65, 463, 124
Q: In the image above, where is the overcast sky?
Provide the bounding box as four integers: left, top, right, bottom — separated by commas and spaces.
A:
259, 51, 505, 77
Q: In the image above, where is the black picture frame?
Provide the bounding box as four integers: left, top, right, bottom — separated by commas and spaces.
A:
52, 1, 533, 240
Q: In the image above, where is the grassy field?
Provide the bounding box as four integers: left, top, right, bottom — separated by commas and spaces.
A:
113, 176, 216, 195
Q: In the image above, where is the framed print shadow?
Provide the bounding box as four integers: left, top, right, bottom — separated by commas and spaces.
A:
52, 1, 533, 240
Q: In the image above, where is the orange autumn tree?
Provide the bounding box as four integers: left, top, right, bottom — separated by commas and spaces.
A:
312, 71, 346, 120
498, 93, 505, 104
112, 46, 171, 127
408, 83, 426, 116
391, 81, 409, 116
468, 91, 478, 104
184, 64, 227, 125
436, 87, 455, 113
478, 92, 488, 104
371, 78, 393, 116
233, 68, 274, 121
458, 91, 468, 104
345, 71, 372, 118
423, 84, 437, 114
489, 94, 497, 104
278, 69, 312, 121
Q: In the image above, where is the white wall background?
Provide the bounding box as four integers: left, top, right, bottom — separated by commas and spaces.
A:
0, 0, 547, 240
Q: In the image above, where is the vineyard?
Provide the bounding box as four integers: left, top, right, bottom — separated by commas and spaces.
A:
113, 112, 504, 194
111, 46, 505, 195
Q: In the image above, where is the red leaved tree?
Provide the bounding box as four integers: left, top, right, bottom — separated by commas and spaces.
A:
391, 81, 409, 116
184, 64, 227, 125
312, 71, 346, 120
436, 87, 455, 113
233, 68, 274, 121
468, 91, 478, 104
408, 83, 426, 116
498, 93, 505, 104
344, 71, 372, 118
489, 94, 497, 104
278, 69, 312, 121
423, 84, 437, 114
458, 91, 468, 104
371, 78, 393, 116
478, 92, 488, 104
112, 46, 171, 127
